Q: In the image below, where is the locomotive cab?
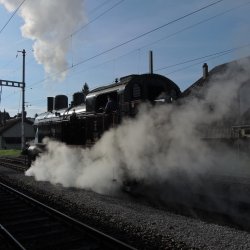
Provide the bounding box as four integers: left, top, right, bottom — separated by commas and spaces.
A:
122, 74, 181, 116
86, 73, 181, 118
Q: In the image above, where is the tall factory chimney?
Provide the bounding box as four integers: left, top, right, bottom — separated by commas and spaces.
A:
203, 63, 208, 79
149, 50, 153, 74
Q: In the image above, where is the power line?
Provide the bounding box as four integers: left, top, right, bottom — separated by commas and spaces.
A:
71, 0, 125, 37
28, 0, 225, 86
140, 0, 250, 51
156, 43, 250, 72
82, 0, 250, 77
69, 0, 125, 66
0, 0, 123, 76
3, 0, 225, 91
0, 0, 238, 101
72, 43, 250, 81
25, 45, 250, 105
88, 0, 112, 15
72, 0, 226, 69
2, 42, 250, 106
0, 0, 26, 35
164, 49, 250, 77
43, 0, 125, 62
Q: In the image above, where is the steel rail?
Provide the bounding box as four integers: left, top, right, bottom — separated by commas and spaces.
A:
0, 182, 137, 250
0, 157, 28, 172
0, 224, 26, 250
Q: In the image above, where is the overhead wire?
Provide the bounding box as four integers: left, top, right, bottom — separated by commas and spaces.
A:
2, 0, 247, 107
3, 0, 245, 94
71, 0, 125, 37
156, 43, 250, 72
164, 49, 249, 76
69, 0, 124, 67
0, 0, 26, 35
9, 0, 126, 89
140, 0, 250, 51
88, 0, 112, 14
67, 43, 250, 82
72, 0, 226, 69
72, 45, 250, 90
0, 0, 124, 83
0, 0, 27, 106
19, 0, 250, 113
42, 0, 125, 58
27, 0, 226, 89
25, 42, 250, 110
73, 0, 250, 78
49, 0, 250, 79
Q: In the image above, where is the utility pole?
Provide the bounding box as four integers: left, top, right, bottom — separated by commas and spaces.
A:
18, 49, 26, 150
0, 49, 26, 150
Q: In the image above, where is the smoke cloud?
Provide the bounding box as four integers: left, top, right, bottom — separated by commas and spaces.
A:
26, 58, 250, 196
0, 0, 86, 79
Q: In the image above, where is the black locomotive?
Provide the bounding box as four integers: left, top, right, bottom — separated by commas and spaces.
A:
32, 73, 181, 150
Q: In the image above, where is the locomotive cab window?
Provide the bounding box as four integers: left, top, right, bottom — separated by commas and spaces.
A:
96, 92, 118, 112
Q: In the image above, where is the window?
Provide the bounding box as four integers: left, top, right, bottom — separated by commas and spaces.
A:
133, 84, 141, 99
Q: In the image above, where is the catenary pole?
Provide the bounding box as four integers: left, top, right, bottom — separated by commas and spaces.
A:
18, 49, 26, 150
0, 50, 25, 150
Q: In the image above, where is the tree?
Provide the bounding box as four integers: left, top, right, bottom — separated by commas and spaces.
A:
82, 82, 89, 96
82, 82, 89, 103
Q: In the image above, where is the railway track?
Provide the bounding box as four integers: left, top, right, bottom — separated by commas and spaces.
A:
0, 182, 136, 250
2, 156, 250, 239
0, 156, 29, 172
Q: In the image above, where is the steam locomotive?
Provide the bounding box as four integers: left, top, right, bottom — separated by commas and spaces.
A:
27, 73, 181, 161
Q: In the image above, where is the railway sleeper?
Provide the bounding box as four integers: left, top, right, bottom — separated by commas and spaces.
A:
1, 202, 29, 210
32, 236, 98, 250
6, 221, 63, 234
0, 206, 37, 214
17, 227, 70, 241
2, 216, 50, 228
1, 212, 44, 223
22, 232, 86, 249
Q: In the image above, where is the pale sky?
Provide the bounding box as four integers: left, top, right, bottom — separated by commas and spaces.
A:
0, 0, 250, 117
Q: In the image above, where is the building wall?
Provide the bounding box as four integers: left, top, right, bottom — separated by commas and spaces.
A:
3, 122, 35, 137
0, 122, 35, 149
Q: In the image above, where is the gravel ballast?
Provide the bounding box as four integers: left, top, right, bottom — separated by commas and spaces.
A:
1, 166, 250, 249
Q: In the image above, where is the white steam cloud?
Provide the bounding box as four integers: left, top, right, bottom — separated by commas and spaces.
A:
26, 58, 250, 195
0, 0, 86, 79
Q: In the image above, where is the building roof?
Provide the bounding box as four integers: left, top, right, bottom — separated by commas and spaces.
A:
182, 56, 250, 98
0, 118, 33, 135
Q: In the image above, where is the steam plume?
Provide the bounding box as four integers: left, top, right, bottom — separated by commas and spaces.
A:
26, 58, 250, 195
0, 0, 86, 79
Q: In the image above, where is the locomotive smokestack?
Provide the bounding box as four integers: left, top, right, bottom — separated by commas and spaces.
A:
203, 63, 208, 79
47, 97, 54, 112
149, 50, 153, 74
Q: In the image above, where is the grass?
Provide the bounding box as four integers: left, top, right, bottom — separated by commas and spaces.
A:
0, 149, 22, 157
